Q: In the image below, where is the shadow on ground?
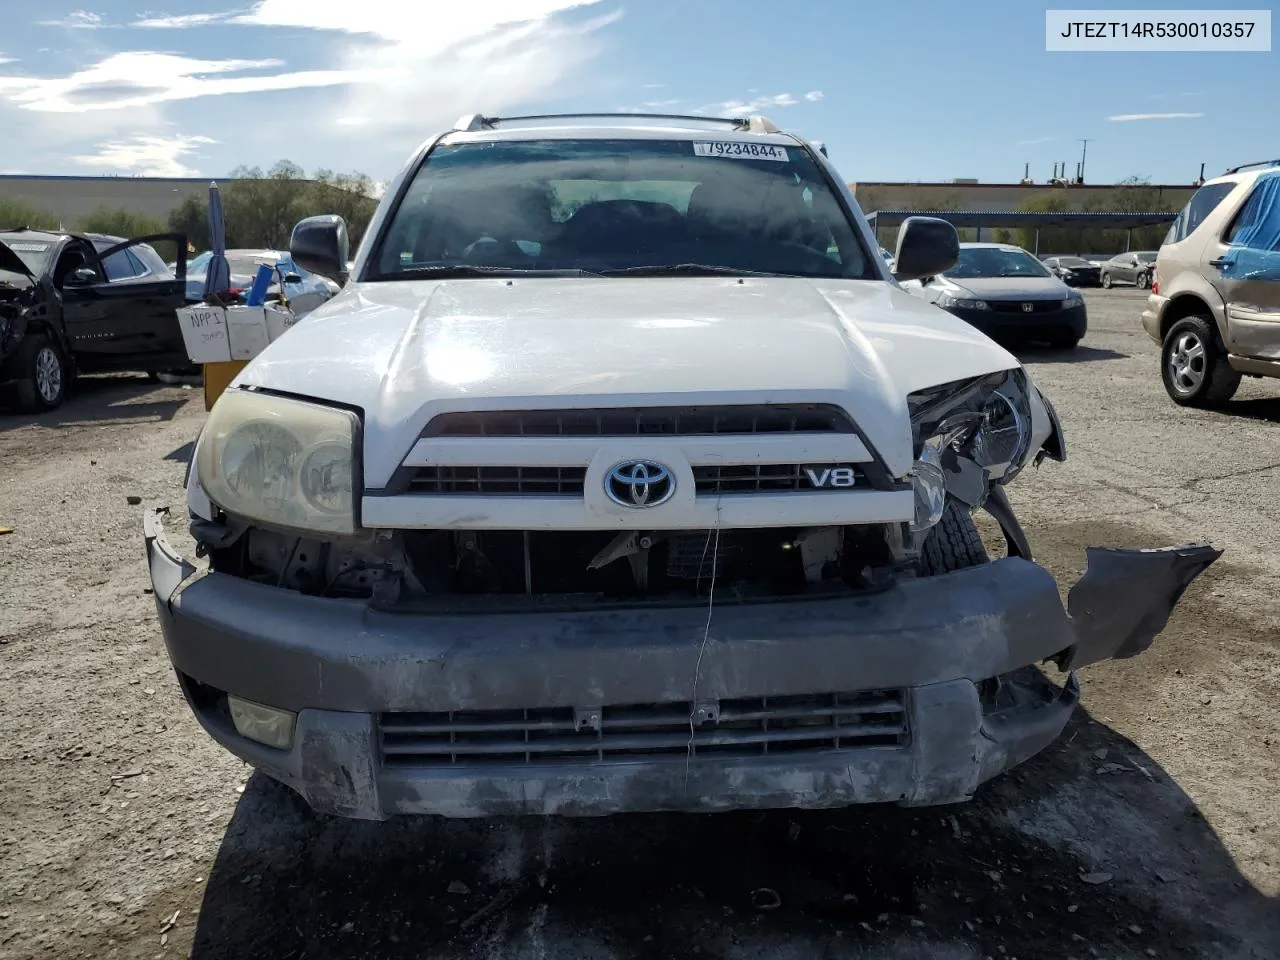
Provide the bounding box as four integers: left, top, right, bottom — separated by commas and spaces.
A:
1012, 344, 1129, 365
0, 374, 191, 431
182, 710, 1277, 960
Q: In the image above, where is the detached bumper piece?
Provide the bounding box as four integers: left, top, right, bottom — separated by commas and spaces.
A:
143, 509, 1218, 820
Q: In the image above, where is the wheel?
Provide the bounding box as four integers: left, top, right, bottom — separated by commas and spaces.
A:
920, 499, 988, 575
1136, 271, 1150, 289
1101, 272, 1113, 288
1161, 316, 1240, 407
1047, 330, 1081, 350
12, 334, 69, 412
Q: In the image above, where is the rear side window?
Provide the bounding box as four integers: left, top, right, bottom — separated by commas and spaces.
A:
102, 249, 143, 281
1171, 182, 1235, 243
1223, 177, 1280, 250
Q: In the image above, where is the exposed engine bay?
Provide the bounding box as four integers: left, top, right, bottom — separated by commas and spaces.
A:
202, 521, 926, 610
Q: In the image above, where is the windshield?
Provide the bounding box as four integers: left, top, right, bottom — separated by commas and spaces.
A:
943, 247, 1053, 279
368, 138, 872, 280
0, 235, 54, 279
1058, 257, 1091, 267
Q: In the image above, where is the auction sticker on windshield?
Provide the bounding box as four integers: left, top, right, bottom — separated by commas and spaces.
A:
693, 141, 789, 161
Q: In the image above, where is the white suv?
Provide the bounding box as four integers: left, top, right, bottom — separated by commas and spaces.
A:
1142, 161, 1280, 406
144, 112, 1218, 820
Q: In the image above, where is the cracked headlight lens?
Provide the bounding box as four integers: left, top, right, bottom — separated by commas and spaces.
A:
196, 389, 359, 535
907, 369, 1034, 529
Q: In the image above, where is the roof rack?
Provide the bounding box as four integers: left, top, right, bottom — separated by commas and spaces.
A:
452, 112, 780, 134
1224, 159, 1280, 174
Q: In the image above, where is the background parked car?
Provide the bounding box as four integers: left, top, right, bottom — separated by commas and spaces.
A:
184, 249, 339, 316
1100, 251, 1158, 288
900, 242, 1086, 349
1044, 255, 1102, 287
0, 229, 188, 411
1142, 162, 1280, 407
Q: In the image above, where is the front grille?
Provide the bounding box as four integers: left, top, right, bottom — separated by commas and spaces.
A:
694, 463, 865, 494
405, 463, 866, 496
409, 465, 587, 495
424, 404, 856, 437
381, 689, 908, 766
987, 299, 1068, 314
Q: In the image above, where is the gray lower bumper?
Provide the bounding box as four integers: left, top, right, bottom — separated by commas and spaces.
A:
143, 509, 1218, 820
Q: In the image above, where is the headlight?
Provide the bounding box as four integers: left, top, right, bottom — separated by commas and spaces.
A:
936, 293, 990, 310
195, 389, 359, 535
1063, 289, 1084, 304
907, 369, 1034, 529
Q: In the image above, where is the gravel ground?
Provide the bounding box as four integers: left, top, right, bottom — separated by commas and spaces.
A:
1, 288, 1277, 960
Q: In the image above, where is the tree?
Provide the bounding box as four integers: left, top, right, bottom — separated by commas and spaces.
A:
167, 195, 209, 253
310, 170, 379, 251
0, 198, 58, 231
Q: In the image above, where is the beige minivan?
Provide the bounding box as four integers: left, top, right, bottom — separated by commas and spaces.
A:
1142, 161, 1280, 406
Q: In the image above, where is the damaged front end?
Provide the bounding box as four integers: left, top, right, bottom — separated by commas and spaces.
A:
142, 378, 1220, 819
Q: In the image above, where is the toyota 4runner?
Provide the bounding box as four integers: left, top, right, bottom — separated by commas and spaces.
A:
144, 112, 1219, 820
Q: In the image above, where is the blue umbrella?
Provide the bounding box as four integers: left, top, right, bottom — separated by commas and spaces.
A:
203, 181, 231, 303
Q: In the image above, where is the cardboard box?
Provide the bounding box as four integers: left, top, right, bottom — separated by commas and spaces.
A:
225, 305, 271, 360
176, 305, 231, 363
264, 304, 298, 342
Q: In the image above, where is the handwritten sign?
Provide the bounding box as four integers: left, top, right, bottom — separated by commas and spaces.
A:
175, 305, 231, 363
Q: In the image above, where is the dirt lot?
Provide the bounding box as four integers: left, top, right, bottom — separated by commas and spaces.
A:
1, 287, 1277, 960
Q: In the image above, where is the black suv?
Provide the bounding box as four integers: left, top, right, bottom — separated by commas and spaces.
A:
0, 229, 189, 411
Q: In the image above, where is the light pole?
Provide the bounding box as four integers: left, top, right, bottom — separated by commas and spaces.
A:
1078, 139, 1091, 183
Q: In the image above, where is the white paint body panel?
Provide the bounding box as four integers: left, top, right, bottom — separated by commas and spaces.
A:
240, 277, 1021, 494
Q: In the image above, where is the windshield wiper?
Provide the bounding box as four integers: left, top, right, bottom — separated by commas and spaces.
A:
368, 265, 603, 281
598, 263, 787, 278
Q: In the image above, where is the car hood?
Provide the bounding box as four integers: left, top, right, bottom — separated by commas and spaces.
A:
0, 239, 36, 280
948, 276, 1070, 299
239, 277, 1021, 486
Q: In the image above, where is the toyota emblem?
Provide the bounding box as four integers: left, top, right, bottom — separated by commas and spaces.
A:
1021, 302, 1034, 313
605, 459, 676, 508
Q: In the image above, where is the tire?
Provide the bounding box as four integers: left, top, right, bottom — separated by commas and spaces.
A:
1101, 272, 1113, 289
12, 334, 69, 412
1161, 315, 1240, 407
920, 499, 988, 575
1047, 330, 1081, 350
1136, 271, 1150, 289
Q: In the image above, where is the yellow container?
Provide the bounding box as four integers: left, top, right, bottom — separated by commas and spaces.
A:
203, 360, 249, 411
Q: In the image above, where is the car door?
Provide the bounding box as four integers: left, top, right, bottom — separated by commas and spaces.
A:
1208, 175, 1280, 360
60, 234, 189, 371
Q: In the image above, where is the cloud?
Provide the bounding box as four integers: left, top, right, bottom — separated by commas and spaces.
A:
39, 10, 105, 28
224, 0, 621, 141
1017, 136, 1054, 145
68, 133, 216, 176
705, 91, 822, 115
0, 52, 370, 113
134, 12, 232, 28
1107, 112, 1203, 122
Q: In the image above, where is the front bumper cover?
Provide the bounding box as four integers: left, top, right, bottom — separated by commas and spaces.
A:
142, 508, 1218, 820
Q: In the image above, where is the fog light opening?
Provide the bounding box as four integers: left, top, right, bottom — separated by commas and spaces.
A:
228, 696, 296, 749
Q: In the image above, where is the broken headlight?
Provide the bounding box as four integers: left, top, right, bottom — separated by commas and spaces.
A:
907, 369, 1033, 532
195, 389, 359, 535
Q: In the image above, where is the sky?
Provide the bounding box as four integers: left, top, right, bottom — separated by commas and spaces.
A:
0, 0, 1276, 186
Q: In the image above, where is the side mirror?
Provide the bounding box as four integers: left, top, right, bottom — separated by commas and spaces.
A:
282, 273, 303, 284
892, 216, 959, 282
289, 215, 349, 284
65, 266, 98, 286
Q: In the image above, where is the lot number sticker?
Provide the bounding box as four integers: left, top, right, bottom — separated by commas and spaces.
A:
693, 141, 789, 161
